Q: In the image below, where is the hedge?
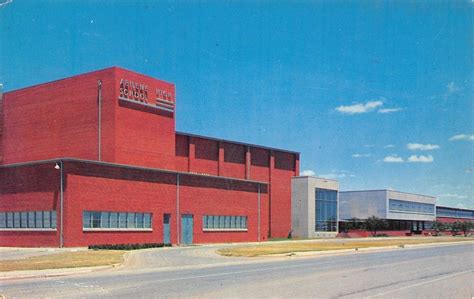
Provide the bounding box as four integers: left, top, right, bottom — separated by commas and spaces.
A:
88, 243, 172, 250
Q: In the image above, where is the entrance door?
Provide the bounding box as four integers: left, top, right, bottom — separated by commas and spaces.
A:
163, 214, 171, 245
181, 214, 194, 245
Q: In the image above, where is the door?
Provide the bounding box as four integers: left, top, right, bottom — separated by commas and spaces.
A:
181, 214, 194, 245
163, 214, 171, 245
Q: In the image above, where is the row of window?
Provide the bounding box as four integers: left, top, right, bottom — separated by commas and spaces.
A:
436, 208, 474, 219
0, 211, 57, 229
388, 199, 435, 215
203, 215, 248, 230
0, 211, 250, 232
83, 211, 152, 229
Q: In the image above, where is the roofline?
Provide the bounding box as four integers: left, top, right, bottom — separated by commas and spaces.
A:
292, 176, 339, 182
340, 189, 436, 199
0, 158, 268, 186
436, 205, 474, 212
3, 66, 174, 94
176, 131, 300, 155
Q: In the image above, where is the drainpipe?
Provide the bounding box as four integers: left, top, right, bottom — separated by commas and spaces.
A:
59, 160, 64, 248
176, 173, 180, 245
97, 80, 102, 161
257, 184, 261, 242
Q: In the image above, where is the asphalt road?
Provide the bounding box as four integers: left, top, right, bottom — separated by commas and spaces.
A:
1, 243, 472, 298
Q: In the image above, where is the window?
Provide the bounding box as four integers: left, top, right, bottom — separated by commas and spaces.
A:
202, 215, 248, 230
436, 207, 474, 219
101, 212, 110, 228
92, 212, 101, 228
13, 212, 20, 228
127, 213, 136, 228
110, 212, 118, 228
82, 211, 153, 230
315, 188, 338, 232
0, 213, 5, 228
136, 213, 144, 228
43, 211, 51, 228
20, 212, 28, 228
119, 212, 127, 228
0, 211, 57, 229
28, 212, 35, 228
389, 199, 434, 215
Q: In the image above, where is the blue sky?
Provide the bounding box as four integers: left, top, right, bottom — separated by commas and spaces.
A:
1, 1, 472, 208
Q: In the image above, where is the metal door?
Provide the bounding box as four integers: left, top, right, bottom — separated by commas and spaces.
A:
181, 214, 193, 245
163, 214, 171, 245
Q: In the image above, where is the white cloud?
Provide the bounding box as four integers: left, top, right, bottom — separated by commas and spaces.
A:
300, 170, 316, 176
449, 134, 474, 141
456, 203, 466, 209
335, 101, 383, 114
319, 170, 355, 179
407, 143, 440, 151
0, 0, 13, 8
382, 155, 404, 163
384, 145, 395, 148
352, 153, 371, 158
447, 81, 461, 94
378, 108, 402, 114
407, 155, 434, 163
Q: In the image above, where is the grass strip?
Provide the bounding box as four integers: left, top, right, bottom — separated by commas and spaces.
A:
0, 250, 126, 272
217, 237, 474, 257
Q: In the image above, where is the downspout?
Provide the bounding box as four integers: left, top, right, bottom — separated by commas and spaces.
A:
176, 173, 180, 245
97, 80, 102, 161
257, 184, 261, 242
59, 160, 64, 248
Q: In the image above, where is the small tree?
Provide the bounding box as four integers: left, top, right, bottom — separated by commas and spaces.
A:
458, 221, 473, 237
364, 216, 387, 237
450, 221, 461, 236
430, 221, 446, 236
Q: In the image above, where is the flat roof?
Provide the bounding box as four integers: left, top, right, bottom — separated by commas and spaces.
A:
292, 176, 339, 182
340, 189, 436, 199
0, 158, 268, 186
176, 131, 300, 155
3, 66, 174, 94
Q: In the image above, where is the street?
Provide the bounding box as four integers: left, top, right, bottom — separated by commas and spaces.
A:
1, 243, 473, 298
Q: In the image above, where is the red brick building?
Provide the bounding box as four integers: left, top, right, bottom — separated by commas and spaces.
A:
0, 67, 299, 247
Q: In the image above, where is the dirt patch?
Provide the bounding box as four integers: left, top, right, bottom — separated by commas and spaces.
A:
0, 250, 126, 272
